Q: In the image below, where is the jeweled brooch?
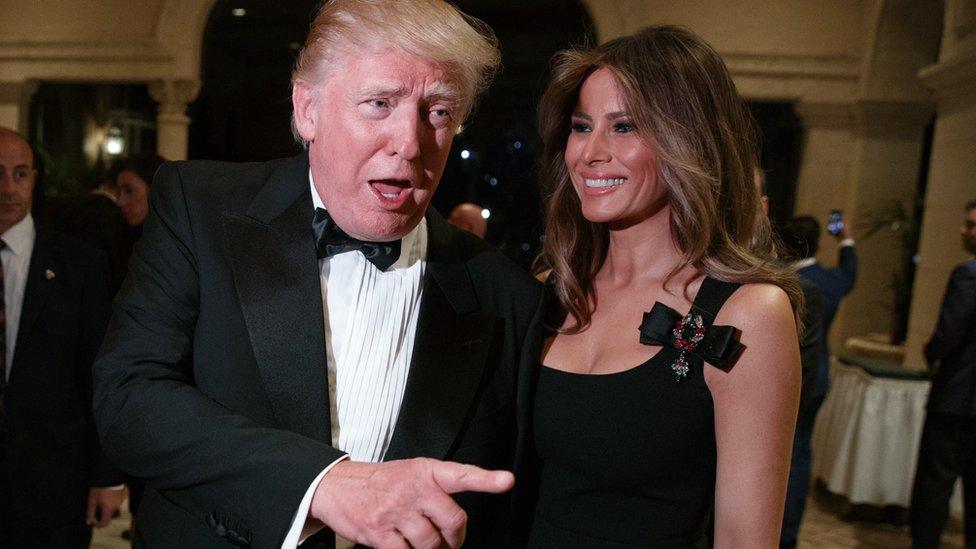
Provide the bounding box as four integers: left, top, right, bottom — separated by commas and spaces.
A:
670, 312, 706, 381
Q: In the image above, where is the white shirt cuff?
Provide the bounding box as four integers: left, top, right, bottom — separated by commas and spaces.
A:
840, 238, 855, 247
95, 484, 126, 490
281, 455, 349, 548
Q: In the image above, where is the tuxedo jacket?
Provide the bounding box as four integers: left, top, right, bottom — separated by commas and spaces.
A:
924, 259, 976, 417
93, 153, 544, 548
2, 229, 121, 531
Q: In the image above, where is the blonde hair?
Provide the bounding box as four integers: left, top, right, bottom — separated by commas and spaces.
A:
536, 26, 801, 333
291, 0, 500, 142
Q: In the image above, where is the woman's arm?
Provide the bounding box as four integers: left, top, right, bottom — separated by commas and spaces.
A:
706, 283, 801, 548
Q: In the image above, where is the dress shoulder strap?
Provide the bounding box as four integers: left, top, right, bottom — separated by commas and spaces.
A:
689, 276, 742, 324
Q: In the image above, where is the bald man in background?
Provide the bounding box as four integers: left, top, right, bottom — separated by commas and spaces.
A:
447, 202, 488, 239
0, 127, 123, 548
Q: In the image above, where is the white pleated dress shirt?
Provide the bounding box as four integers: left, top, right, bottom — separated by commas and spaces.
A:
283, 175, 427, 548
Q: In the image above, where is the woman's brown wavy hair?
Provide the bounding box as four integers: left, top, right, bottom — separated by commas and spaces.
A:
535, 25, 801, 333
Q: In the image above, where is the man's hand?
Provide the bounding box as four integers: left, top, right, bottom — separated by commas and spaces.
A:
833, 215, 851, 241
309, 458, 514, 549
86, 486, 126, 528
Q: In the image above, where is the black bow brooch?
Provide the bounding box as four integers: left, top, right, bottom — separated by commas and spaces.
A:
638, 302, 744, 381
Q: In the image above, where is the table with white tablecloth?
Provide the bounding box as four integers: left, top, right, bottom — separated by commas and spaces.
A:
811, 359, 963, 517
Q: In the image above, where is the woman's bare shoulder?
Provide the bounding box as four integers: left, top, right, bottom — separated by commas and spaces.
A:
715, 282, 794, 335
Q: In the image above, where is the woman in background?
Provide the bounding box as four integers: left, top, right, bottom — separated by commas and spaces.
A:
115, 154, 165, 228
528, 26, 802, 547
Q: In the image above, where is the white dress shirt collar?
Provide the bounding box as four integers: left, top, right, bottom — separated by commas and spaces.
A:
309, 170, 426, 269
91, 188, 118, 204
2, 212, 35, 255
1, 212, 35, 379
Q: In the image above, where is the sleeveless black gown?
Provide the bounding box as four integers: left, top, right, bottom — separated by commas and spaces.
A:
528, 277, 742, 548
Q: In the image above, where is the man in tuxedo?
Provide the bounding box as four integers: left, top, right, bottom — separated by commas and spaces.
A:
910, 199, 976, 548
0, 127, 124, 547
93, 1, 543, 548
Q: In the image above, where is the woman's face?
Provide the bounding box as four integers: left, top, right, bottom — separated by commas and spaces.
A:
564, 68, 667, 228
117, 169, 150, 226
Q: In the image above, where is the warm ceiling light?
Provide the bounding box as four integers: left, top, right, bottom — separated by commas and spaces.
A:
232, 8, 246, 17
105, 127, 124, 156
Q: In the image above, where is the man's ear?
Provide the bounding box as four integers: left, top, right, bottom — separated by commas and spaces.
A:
292, 80, 317, 142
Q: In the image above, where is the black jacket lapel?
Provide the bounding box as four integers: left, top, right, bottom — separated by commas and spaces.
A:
13, 229, 60, 363
384, 212, 497, 461
221, 153, 332, 443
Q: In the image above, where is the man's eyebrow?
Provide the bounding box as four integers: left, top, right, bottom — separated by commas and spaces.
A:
353, 82, 458, 104
423, 82, 458, 104
355, 84, 410, 98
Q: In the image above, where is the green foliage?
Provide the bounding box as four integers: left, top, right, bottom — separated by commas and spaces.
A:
857, 199, 923, 344
34, 147, 92, 197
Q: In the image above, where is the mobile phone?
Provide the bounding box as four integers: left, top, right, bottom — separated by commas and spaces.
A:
828, 210, 844, 236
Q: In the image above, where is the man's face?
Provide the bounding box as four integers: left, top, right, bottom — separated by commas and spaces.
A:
0, 130, 35, 234
963, 207, 976, 255
293, 47, 458, 241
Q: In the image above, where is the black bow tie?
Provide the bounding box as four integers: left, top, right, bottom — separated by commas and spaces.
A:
312, 208, 401, 271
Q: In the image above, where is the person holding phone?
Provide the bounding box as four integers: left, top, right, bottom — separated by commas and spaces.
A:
777, 212, 857, 546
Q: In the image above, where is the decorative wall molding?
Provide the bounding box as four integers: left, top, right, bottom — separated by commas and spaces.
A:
723, 52, 861, 81
148, 79, 201, 117
918, 50, 976, 100
0, 40, 172, 63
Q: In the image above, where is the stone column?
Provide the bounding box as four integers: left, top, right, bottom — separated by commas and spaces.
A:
0, 80, 38, 133
839, 99, 933, 349
903, 1, 976, 368
149, 79, 200, 161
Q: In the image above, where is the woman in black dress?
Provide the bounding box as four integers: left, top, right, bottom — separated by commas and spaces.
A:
527, 26, 802, 547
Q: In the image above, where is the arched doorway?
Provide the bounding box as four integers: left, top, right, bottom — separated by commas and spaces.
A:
188, 0, 317, 162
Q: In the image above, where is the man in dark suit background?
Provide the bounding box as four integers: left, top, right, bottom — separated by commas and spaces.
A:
755, 174, 826, 547
0, 127, 124, 547
93, 2, 543, 548
781, 215, 857, 401
786, 217, 857, 341
910, 199, 976, 548
49, 167, 132, 294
